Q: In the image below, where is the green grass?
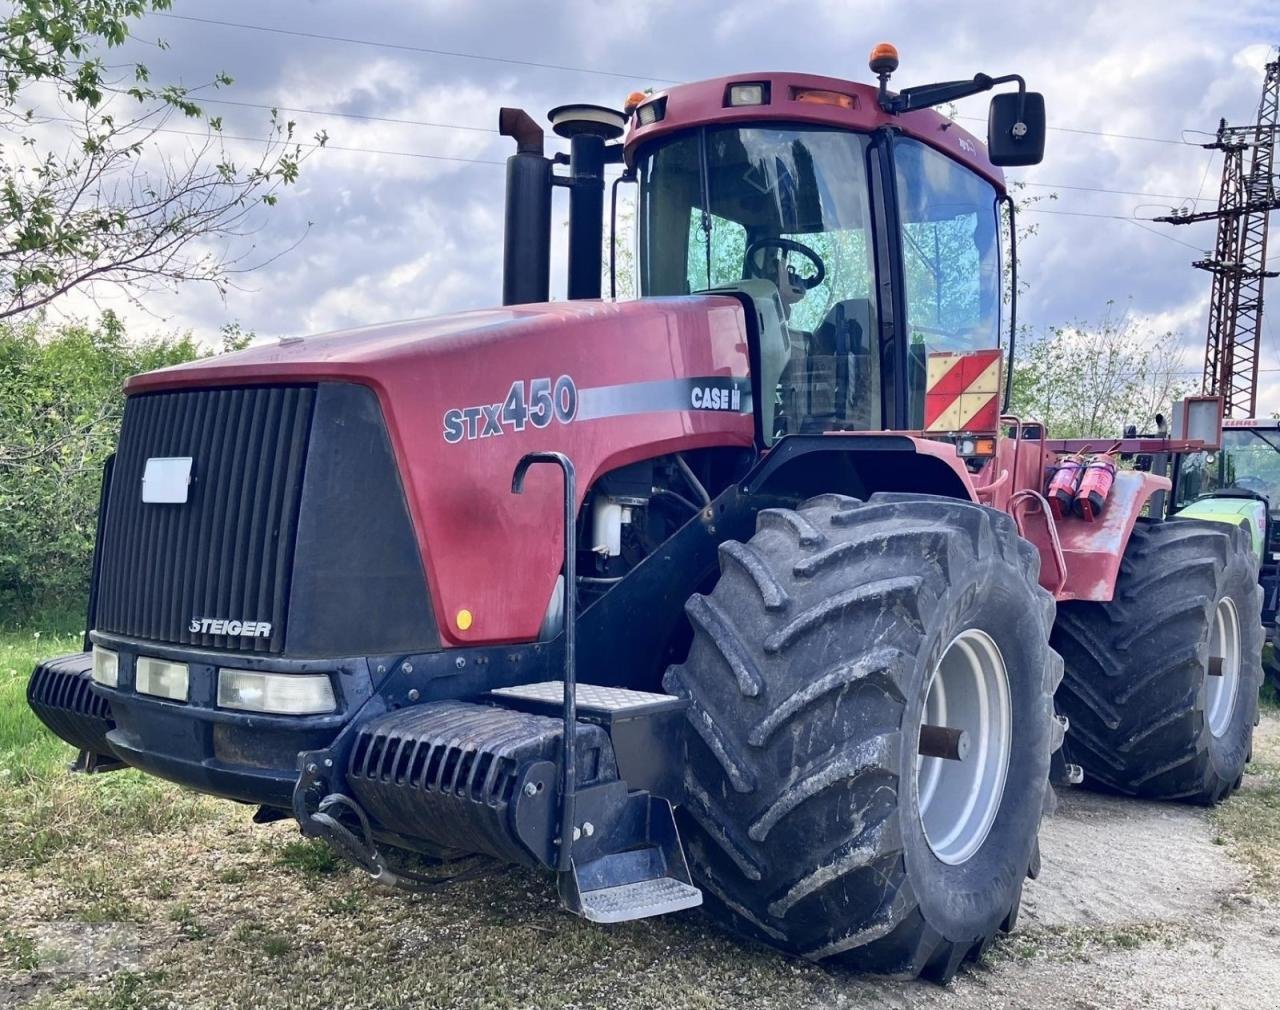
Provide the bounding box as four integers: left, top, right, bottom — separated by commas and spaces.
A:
0, 628, 217, 870
274, 838, 343, 875
0, 629, 84, 783
1212, 716, 1280, 891
1261, 677, 1278, 710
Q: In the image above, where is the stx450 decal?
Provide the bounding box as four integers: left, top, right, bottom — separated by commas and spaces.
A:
443, 375, 578, 443
442, 375, 752, 443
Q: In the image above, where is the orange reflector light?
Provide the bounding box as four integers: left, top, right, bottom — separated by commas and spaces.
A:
793, 88, 857, 110
624, 90, 646, 113
456, 609, 473, 631
956, 436, 998, 458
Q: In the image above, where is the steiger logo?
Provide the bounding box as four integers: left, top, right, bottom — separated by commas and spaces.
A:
189, 617, 272, 638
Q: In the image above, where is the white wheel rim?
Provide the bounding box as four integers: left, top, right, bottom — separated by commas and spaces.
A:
916, 629, 1012, 866
1206, 597, 1241, 739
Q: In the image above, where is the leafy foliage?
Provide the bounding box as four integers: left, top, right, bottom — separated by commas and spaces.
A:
0, 1, 326, 318
0, 313, 243, 623
1008, 302, 1194, 440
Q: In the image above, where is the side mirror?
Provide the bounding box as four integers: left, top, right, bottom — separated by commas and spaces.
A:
987, 91, 1046, 166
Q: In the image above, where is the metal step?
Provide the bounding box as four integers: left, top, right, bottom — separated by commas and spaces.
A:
557, 799, 702, 923
489, 681, 684, 720
578, 874, 703, 924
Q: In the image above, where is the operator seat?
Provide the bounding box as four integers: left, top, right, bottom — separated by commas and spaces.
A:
781, 298, 876, 433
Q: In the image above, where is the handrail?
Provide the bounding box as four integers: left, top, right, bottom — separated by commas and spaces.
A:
512, 451, 578, 872
1009, 488, 1068, 596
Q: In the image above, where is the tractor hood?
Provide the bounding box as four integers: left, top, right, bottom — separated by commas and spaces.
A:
127, 301, 709, 394
125, 297, 757, 646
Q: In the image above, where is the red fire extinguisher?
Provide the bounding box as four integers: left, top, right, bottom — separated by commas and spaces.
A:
1074, 452, 1118, 522
1046, 453, 1087, 519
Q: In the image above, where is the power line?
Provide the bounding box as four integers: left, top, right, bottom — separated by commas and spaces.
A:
1022, 207, 1210, 252
124, 124, 508, 166
1022, 181, 1212, 202
955, 114, 1188, 147
198, 96, 500, 134
152, 12, 680, 85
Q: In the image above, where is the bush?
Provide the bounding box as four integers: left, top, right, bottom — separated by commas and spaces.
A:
0, 313, 225, 625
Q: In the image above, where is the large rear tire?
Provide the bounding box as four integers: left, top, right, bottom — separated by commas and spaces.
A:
663, 493, 1061, 981
1053, 518, 1263, 804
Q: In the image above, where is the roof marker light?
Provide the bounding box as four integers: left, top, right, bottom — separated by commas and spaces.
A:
727, 83, 768, 107
793, 88, 857, 110
635, 97, 666, 126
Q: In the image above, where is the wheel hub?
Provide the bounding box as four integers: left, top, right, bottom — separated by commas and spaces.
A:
1206, 596, 1241, 739
916, 629, 1012, 866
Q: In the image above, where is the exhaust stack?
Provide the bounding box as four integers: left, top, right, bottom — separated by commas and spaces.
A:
499, 108, 552, 306
548, 105, 626, 301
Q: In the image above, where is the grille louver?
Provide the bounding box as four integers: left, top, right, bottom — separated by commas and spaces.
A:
94, 385, 315, 653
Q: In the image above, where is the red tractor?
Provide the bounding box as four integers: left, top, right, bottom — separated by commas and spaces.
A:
28, 46, 1261, 982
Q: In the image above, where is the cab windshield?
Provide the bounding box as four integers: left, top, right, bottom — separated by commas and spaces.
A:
636, 125, 1001, 437
1176, 428, 1280, 509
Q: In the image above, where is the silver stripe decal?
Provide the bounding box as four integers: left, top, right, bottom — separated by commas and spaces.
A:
576, 376, 753, 421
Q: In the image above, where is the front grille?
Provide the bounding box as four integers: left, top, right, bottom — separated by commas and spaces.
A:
94, 386, 315, 653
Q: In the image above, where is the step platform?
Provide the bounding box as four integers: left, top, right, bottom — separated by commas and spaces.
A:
488, 681, 685, 721
488, 681, 688, 800
558, 798, 703, 924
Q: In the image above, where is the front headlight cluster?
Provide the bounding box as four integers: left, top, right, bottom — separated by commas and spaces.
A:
89, 645, 335, 715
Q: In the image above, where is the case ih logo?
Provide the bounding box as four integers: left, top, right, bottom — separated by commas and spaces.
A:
188, 617, 272, 638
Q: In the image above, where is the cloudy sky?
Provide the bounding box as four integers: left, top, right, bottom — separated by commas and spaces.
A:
51, 0, 1280, 409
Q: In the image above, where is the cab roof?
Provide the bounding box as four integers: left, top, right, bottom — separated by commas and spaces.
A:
623, 72, 1005, 192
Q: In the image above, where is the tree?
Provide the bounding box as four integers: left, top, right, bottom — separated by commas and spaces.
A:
0, 311, 217, 623
0, 1, 326, 319
1008, 302, 1195, 440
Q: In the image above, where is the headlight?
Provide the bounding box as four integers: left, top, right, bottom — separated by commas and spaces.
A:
217, 669, 336, 716
727, 82, 768, 106
91, 646, 118, 687
135, 657, 189, 702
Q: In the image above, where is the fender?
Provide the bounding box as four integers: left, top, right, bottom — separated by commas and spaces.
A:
1048, 470, 1170, 602
744, 432, 978, 501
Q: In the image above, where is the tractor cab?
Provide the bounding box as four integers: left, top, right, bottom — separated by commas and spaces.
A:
500, 50, 1044, 449
633, 116, 1003, 440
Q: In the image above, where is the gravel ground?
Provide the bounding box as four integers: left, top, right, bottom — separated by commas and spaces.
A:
1, 714, 1277, 1010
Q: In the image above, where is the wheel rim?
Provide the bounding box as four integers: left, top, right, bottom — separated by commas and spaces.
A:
1206, 596, 1241, 739
916, 629, 1012, 866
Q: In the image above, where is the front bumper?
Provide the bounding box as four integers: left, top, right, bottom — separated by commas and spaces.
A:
41, 632, 379, 807
31, 628, 571, 809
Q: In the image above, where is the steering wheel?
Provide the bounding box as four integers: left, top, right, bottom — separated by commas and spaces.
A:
745, 236, 826, 291
1231, 474, 1271, 494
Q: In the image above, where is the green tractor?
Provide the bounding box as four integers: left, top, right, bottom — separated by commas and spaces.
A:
1171, 418, 1280, 689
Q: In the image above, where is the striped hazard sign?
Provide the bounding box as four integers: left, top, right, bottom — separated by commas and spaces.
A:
924, 349, 1003, 433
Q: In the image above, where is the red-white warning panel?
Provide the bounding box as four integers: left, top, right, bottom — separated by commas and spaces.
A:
924, 349, 1003, 433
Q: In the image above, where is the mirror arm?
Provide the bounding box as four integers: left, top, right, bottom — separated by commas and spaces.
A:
885, 72, 1027, 121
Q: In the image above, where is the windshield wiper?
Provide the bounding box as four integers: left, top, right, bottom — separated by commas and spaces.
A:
1244, 426, 1280, 454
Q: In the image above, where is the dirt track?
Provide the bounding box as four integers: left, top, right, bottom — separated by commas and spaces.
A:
2, 715, 1277, 1010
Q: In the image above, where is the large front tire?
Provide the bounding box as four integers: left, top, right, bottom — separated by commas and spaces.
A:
663, 493, 1061, 981
1053, 519, 1263, 803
